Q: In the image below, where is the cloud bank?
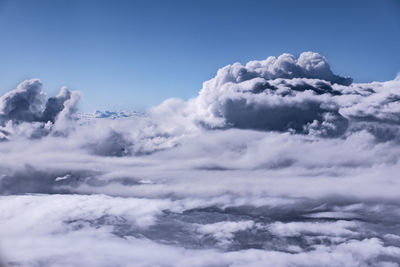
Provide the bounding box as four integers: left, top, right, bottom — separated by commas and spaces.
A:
0, 52, 400, 266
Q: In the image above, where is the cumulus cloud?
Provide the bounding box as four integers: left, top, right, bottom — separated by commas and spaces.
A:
0, 52, 400, 266
208, 52, 352, 86
185, 52, 349, 134
152, 52, 398, 138
0, 79, 80, 139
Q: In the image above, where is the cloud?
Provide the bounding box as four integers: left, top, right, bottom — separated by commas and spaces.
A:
2, 52, 399, 141
210, 52, 352, 86
187, 52, 400, 138
267, 220, 359, 237
1, 195, 400, 267
0, 79, 80, 139
0, 52, 400, 266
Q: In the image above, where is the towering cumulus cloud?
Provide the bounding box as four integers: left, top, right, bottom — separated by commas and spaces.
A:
182, 52, 399, 138
0, 79, 80, 140
0, 52, 400, 267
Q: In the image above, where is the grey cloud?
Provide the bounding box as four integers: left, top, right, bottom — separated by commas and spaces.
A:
0, 79, 46, 123
0, 79, 80, 139
42, 87, 74, 123
185, 53, 400, 139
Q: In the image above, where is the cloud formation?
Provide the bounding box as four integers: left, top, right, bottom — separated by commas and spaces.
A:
0, 79, 80, 140
0, 52, 400, 266
181, 52, 400, 138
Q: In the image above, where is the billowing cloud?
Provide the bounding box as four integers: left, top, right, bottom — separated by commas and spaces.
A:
0, 79, 80, 140
0, 52, 400, 266
181, 52, 400, 138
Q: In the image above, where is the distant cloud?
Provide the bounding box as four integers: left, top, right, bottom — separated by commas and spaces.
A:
180, 52, 399, 138
0, 79, 80, 139
0, 79, 46, 123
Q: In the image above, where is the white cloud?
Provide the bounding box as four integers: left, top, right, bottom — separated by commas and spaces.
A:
0, 52, 400, 266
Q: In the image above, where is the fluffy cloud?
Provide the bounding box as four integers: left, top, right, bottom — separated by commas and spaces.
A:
0, 79, 80, 140
1, 195, 400, 267
0, 52, 400, 266
206, 52, 352, 86
189, 53, 399, 138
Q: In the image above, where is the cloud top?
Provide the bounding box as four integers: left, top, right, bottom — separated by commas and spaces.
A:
184, 52, 399, 138
0, 79, 80, 125
0, 79, 80, 139
234, 51, 352, 85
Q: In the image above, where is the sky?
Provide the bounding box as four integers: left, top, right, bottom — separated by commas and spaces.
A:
0, 0, 399, 112
2, 2, 400, 266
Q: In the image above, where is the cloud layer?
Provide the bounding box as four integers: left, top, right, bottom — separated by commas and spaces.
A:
0, 52, 400, 266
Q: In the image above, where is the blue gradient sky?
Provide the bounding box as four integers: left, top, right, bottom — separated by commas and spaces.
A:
0, 0, 399, 112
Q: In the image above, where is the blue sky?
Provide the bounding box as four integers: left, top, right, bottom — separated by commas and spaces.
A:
0, 0, 399, 112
